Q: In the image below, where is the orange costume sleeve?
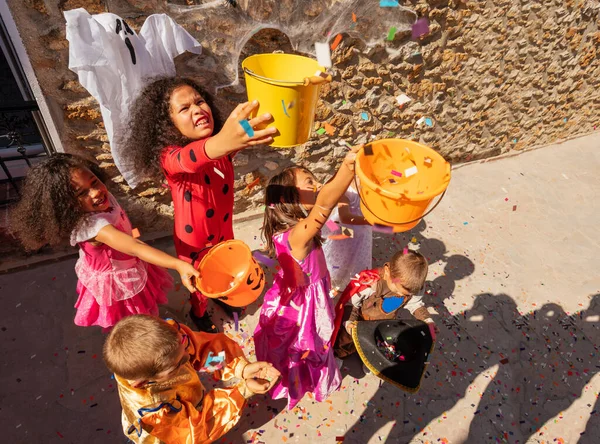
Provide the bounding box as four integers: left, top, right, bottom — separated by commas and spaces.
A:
117, 321, 253, 444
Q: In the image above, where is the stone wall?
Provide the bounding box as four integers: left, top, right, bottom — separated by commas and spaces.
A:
6, 0, 600, 236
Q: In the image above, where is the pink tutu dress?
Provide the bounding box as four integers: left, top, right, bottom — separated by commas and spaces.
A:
254, 229, 341, 409
70, 193, 172, 328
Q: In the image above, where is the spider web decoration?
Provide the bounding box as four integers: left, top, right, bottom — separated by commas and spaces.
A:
165, 0, 417, 90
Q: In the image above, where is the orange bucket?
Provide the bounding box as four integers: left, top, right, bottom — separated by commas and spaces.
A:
195, 240, 265, 307
355, 139, 451, 232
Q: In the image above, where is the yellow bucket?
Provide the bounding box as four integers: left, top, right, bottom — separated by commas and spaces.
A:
355, 139, 451, 232
242, 53, 331, 147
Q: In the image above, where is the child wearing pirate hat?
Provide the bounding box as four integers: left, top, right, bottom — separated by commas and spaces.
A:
331, 248, 435, 360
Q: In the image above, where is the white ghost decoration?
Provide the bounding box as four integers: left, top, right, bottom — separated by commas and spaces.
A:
65, 8, 202, 187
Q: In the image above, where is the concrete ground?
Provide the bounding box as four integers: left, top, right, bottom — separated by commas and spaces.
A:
1, 133, 599, 444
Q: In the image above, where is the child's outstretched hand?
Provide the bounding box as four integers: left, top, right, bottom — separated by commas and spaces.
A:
242, 361, 281, 394
214, 100, 277, 151
175, 261, 201, 294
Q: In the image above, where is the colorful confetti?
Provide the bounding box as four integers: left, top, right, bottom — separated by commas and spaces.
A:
330, 34, 343, 51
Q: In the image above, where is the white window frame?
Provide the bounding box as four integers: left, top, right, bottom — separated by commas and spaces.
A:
0, 0, 64, 153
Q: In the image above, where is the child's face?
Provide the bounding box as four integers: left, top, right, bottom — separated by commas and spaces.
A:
70, 168, 110, 213
294, 169, 322, 210
169, 85, 214, 140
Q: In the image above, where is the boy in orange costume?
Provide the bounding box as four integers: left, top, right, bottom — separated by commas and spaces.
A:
103, 314, 280, 443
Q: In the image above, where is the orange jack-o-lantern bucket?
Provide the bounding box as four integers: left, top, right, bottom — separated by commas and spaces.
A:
195, 240, 265, 307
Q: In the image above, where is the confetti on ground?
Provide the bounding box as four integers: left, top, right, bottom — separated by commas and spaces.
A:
512, 205, 517, 211
360, 112, 369, 121
301, 350, 310, 360
380, 0, 399, 6
316, 127, 327, 135
234, 312, 239, 331
391, 170, 402, 177
131, 228, 140, 238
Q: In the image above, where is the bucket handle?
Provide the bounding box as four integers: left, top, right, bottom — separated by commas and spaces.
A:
243, 67, 332, 87
353, 174, 447, 227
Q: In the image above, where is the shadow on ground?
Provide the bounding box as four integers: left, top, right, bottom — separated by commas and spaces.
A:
340, 223, 599, 443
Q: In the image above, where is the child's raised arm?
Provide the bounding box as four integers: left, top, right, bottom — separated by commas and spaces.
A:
95, 225, 199, 293
162, 101, 276, 176
204, 101, 277, 159
289, 145, 362, 260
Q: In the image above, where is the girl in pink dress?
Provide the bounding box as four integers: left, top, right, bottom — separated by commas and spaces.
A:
10, 154, 199, 329
254, 145, 361, 409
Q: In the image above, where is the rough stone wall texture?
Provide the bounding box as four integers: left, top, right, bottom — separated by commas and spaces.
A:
6, 0, 600, 236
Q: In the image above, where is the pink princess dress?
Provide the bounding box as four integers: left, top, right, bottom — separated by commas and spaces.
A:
70, 193, 172, 328
254, 229, 341, 409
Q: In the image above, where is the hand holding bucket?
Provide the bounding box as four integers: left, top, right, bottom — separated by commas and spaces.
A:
193, 240, 265, 307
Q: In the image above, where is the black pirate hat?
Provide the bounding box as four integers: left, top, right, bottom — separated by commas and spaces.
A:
352, 318, 433, 392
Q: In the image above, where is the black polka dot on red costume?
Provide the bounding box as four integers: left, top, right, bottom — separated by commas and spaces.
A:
190, 251, 199, 261
190, 149, 197, 162
223, 213, 229, 222
207, 234, 215, 241
206, 209, 215, 218
185, 224, 193, 233
222, 184, 229, 194
184, 190, 192, 202
219, 236, 224, 242
204, 174, 210, 185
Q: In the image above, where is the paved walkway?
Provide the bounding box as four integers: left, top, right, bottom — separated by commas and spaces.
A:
1, 134, 599, 443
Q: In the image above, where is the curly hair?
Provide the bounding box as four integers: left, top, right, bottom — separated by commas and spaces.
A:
9, 153, 106, 251
122, 76, 223, 184
262, 166, 322, 256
